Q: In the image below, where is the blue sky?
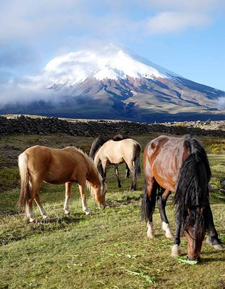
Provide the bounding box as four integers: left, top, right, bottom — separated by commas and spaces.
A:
0, 0, 225, 91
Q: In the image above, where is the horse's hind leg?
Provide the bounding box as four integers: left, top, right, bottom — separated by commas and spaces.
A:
205, 203, 224, 250
64, 182, 72, 215
126, 161, 137, 190
26, 196, 35, 223
114, 165, 121, 188
141, 179, 157, 238
24, 180, 41, 222
35, 194, 48, 219
157, 189, 173, 238
31, 181, 47, 221
78, 183, 91, 215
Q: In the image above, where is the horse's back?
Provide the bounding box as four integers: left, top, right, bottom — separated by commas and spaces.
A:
104, 138, 140, 157
144, 136, 190, 191
23, 146, 90, 183
97, 138, 140, 164
145, 135, 189, 158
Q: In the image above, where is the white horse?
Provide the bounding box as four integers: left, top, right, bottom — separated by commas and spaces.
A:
94, 138, 141, 190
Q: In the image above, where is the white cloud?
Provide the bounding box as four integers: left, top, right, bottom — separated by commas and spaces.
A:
146, 11, 211, 35
0, 0, 223, 45
217, 96, 225, 110
0, 0, 86, 44
0, 0, 224, 75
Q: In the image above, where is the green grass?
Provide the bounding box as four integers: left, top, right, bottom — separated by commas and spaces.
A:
0, 134, 225, 289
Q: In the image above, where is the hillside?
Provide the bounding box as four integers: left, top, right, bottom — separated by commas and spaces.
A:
1, 45, 225, 122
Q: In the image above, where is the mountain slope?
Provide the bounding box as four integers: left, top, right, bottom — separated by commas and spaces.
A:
1, 44, 225, 122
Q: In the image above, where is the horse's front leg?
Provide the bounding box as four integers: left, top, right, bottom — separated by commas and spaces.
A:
171, 214, 182, 257
64, 182, 72, 215
114, 165, 121, 188
78, 183, 91, 215
125, 163, 130, 178
101, 160, 107, 179
158, 189, 173, 239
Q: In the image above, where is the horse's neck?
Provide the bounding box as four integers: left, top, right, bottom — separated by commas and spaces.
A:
94, 150, 100, 167
87, 165, 101, 187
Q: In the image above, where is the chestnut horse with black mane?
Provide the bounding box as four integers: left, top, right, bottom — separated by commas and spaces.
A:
90, 135, 140, 189
142, 135, 223, 261
18, 145, 107, 222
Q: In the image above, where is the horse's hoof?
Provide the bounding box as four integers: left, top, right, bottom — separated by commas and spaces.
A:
206, 237, 224, 249
85, 210, 91, 215
147, 222, 154, 238
43, 214, 48, 219
29, 218, 35, 223
64, 210, 70, 215
147, 232, 154, 238
165, 232, 174, 239
162, 222, 173, 239
171, 244, 181, 257
206, 237, 213, 245
213, 244, 224, 250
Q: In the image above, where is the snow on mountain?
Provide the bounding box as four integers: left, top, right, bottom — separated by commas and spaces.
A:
43, 44, 173, 88
1, 43, 225, 122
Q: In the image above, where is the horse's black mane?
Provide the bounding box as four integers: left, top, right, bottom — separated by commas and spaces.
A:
89, 134, 128, 159
174, 135, 211, 233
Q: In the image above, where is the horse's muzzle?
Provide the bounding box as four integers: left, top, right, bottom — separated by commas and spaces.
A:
187, 255, 201, 262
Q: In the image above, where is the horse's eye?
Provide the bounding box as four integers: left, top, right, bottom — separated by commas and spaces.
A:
200, 207, 204, 214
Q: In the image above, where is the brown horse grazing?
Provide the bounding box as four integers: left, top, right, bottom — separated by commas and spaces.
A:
94, 138, 141, 190
90, 134, 131, 187
18, 145, 107, 222
142, 135, 223, 261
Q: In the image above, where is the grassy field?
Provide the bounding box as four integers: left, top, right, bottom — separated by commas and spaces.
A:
0, 133, 225, 289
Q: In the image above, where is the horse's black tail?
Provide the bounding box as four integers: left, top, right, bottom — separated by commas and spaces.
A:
141, 180, 158, 222
174, 136, 211, 226
134, 143, 141, 175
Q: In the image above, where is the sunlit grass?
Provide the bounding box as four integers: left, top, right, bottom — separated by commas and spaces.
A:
0, 134, 225, 289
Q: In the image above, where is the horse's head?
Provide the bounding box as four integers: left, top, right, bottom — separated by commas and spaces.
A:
91, 178, 107, 209
184, 207, 205, 261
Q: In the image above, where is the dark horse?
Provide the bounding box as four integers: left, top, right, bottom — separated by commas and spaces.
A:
90, 134, 131, 188
142, 135, 223, 261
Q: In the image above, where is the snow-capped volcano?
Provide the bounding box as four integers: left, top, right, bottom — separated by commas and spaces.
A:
42, 44, 175, 88
1, 44, 225, 122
